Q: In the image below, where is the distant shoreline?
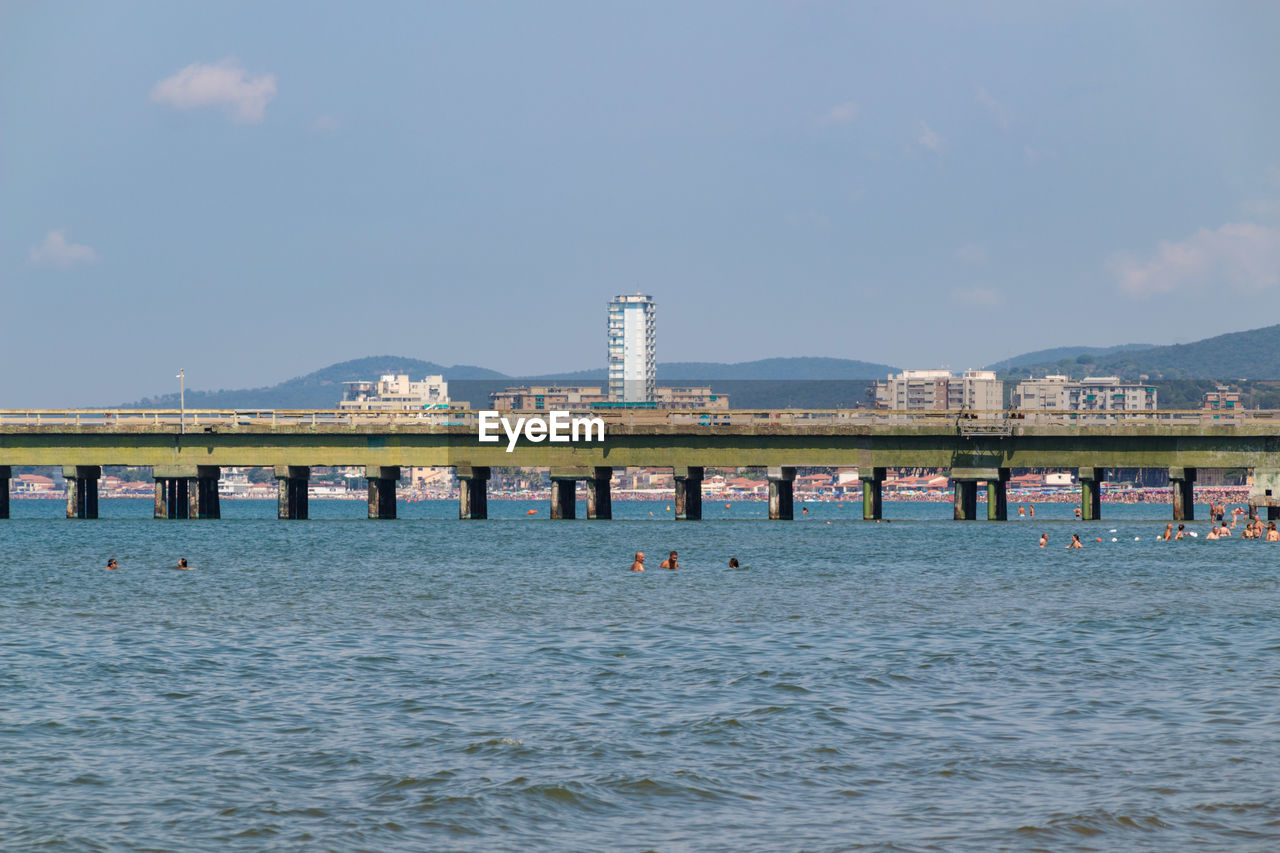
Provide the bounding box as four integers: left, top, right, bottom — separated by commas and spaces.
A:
11, 486, 1253, 505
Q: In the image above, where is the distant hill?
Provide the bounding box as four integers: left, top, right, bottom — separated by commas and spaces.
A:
119, 355, 899, 408
1001, 324, 1280, 381
522, 356, 896, 382
986, 343, 1152, 372
122, 356, 506, 409
659, 357, 895, 380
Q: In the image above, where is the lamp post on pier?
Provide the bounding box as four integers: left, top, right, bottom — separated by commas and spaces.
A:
177, 368, 185, 434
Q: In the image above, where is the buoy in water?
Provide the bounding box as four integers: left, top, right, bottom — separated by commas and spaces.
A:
525, 509, 538, 515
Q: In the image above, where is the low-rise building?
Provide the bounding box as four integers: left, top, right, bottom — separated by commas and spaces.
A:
489, 386, 609, 411
654, 386, 728, 409
338, 374, 452, 411
1203, 384, 1240, 411
489, 384, 727, 410
1011, 375, 1157, 411
873, 369, 1002, 411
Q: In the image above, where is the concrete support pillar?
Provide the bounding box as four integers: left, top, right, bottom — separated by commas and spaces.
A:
365, 466, 399, 520
673, 466, 703, 521
952, 480, 978, 521
768, 466, 795, 520
861, 467, 885, 521
1170, 467, 1195, 521
169, 479, 191, 519
1247, 468, 1279, 523
585, 467, 612, 520
456, 465, 490, 520
986, 469, 1010, 521
63, 465, 100, 519
0, 466, 9, 520
154, 466, 219, 519
274, 465, 310, 520
550, 478, 577, 520
193, 467, 221, 519
1078, 467, 1104, 521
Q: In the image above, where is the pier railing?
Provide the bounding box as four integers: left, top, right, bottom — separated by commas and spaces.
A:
0, 408, 1272, 429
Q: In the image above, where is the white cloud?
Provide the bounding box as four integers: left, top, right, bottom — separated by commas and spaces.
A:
1110, 222, 1280, 298
918, 121, 944, 152
956, 242, 988, 264
150, 58, 277, 123
28, 230, 98, 269
310, 114, 341, 133
951, 286, 1001, 307
1024, 145, 1057, 164
816, 101, 859, 127
975, 87, 1013, 130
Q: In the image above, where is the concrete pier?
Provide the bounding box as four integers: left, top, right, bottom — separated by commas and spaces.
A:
986, 469, 1010, 521
550, 476, 577, 519
1078, 467, 1104, 521
366, 466, 399, 520
1170, 467, 1195, 521
861, 467, 885, 521
456, 465, 489, 520
274, 465, 310, 520
0, 466, 10, 520
768, 466, 794, 520
154, 477, 189, 519
952, 479, 978, 521
585, 467, 612, 520
64, 465, 100, 519
1246, 468, 1278, 521
950, 467, 1006, 521
193, 468, 221, 519
674, 466, 703, 521
153, 465, 220, 519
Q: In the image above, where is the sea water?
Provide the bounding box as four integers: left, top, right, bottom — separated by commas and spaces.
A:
1, 499, 1278, 851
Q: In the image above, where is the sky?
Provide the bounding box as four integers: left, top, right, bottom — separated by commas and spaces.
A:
3, 1, 1279, 406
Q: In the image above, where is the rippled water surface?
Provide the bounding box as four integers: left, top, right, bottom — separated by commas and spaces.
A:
2, 498, 1279, 851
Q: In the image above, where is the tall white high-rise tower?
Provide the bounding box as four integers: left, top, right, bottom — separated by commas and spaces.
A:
607, 293, 656, 403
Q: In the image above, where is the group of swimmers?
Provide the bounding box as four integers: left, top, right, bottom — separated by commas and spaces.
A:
1037, 519, 1280, 548
104, 557, 194, 570
629, 551, 743, 571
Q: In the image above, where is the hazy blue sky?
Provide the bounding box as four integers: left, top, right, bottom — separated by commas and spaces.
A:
3, 1, 1279, 405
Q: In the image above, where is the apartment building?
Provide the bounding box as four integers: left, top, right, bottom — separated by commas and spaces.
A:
873, 369, 1003, 411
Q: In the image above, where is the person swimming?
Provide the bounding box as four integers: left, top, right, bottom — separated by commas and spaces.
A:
175, 558, 193, 570
630, 552, 645, 571
660, 551, 679, 569
104, 558, 118, 570
1038, 533, 1048, 548
728, 557, 739, 568
1161, 523, 1173, 541
1066, 534, 1083, 549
